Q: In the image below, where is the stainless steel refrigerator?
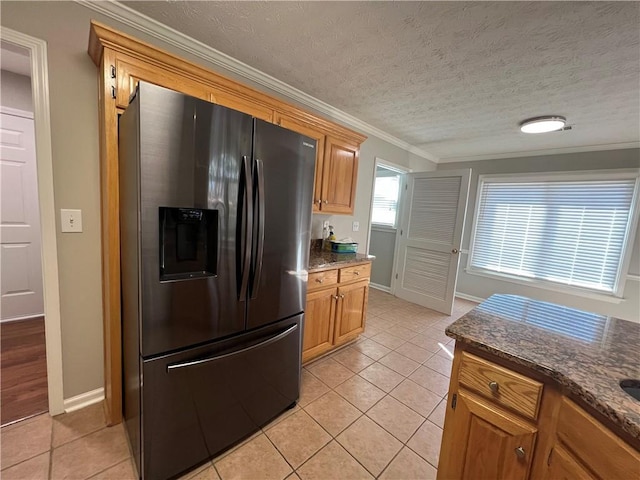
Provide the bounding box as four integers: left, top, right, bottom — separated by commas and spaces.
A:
119, 82, 316, 480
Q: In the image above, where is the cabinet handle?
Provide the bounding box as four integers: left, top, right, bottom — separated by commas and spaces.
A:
488, 381, 499, 393
316, 199, 321, 206
323, 200, 328, 204
514, 447, 526, 459
340, 294, 345, 299
316, 278, 324, 283
354, 271, 360, 275
333, 295, 339, 300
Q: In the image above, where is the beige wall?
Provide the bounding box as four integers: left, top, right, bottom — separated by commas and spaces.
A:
438, 148, 640, 322
0, 1, 434, 398
1, 70, 33, 112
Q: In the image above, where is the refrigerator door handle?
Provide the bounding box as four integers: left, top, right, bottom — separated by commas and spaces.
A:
251, 158, 266, 299
166, 323, 298, 372
238, 155, 253, 300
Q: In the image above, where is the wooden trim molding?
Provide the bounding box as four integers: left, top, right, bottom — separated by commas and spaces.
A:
88, 20, 367, 424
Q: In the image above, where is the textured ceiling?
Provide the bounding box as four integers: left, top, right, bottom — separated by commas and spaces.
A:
122, 1, 640, 162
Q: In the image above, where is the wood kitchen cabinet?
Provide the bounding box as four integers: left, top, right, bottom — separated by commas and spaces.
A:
88, 21, 366, 424
320, 137, 359, 214
303, 262, 371, 363
439, 345, 640, 480
440, 390, 537, 480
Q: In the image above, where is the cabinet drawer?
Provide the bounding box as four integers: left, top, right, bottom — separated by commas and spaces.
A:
556, 398, 640, 480
308, 269, 338, 291
339, 263, 371, 283
458, 352, 543, 420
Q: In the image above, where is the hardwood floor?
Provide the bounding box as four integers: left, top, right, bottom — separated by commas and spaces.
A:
1, 316, 48, 425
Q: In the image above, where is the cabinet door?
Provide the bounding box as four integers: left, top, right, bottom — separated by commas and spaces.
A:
275, 113, 326, 212
115, 54, 210, 109
321, 137, 359, 214
546, 445, 595, 480
210, 90, 274, 123
438, 390, 537, 480
302, 287, 337, 363
334, 280, 369, 345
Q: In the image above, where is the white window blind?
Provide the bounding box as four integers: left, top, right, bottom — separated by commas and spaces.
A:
469, 175, 638, 296
372, 169, 402, 227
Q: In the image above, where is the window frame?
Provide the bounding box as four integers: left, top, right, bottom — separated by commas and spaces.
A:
466, 169, 640, 300
370, 162, 408, 230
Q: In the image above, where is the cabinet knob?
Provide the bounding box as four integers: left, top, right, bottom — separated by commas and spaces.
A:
354, 271, 360, 275
488, 381, 499, 393
333, 295, 339, 300
514, 446, 526, 459
323, 199, 328, 204
452, 248, 459, 254
316, 278, 324, 283
340, 294, 345, 299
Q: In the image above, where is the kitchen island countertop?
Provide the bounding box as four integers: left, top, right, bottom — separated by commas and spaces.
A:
446, 294, 640, 441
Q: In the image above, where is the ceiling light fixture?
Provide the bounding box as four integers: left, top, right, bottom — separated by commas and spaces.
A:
520, 116, 566, 134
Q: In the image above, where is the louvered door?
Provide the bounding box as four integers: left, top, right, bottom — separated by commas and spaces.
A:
395, 170, 470, 314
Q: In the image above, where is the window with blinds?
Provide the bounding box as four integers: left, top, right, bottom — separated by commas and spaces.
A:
371, 165, 404, 228
468, 172, 639, 296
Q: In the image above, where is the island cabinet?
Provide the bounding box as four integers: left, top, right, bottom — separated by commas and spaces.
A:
88, 21, 366, 425
302, 262, 371, 363
438, 345, 640, 480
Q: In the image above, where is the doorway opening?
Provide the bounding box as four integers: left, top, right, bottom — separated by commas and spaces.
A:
0, 29, 64, 423
367, 159, 408, 293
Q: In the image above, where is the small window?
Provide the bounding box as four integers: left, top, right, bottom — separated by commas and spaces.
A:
371, 165, 404, 228
468, 171, 639, 297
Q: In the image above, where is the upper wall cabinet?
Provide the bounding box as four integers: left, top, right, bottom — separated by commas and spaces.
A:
88, 21, 365, 425
320, 137, 359, 214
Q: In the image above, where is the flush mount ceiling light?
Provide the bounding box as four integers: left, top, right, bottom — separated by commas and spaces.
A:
520, 116, 567, 134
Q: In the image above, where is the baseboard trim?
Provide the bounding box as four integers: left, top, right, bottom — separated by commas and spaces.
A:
455, 292, 485, 304
63, 388, 104, 413
369, 283, 392, 293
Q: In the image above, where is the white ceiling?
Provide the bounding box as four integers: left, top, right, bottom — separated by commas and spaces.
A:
120, 1, 640, 162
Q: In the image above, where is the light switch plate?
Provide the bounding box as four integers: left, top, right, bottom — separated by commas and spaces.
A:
61, 209, 83, 233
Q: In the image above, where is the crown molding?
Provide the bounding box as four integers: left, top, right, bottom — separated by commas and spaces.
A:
76, 0, 439, 163
435, 141, 640, 164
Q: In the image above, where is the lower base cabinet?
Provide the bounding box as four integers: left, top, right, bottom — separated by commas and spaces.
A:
302, 262, 370, 363
438, 345, 640, 480
440, 390, 537, 480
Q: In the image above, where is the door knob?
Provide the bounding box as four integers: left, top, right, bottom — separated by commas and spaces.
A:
515, 446, 526, 459
488, 381, 499, 393
452, 248, 459, 254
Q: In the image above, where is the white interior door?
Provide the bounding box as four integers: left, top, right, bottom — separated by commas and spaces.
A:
1, 110, 44, 321
395, 169, 471, 315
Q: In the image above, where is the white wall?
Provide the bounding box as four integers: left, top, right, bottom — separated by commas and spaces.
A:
1, 69, 32, 112
438, 148, 640, 321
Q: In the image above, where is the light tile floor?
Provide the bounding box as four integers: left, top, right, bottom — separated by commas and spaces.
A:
0, 289, 477, 479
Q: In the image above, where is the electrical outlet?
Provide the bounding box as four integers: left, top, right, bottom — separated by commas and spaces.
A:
352, 221, 360, 232
323, 220, 330, 230
61, 209, 83, 233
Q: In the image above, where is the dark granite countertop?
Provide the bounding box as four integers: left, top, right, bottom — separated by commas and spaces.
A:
446, 294, 640, 440
308, 250, 374, 272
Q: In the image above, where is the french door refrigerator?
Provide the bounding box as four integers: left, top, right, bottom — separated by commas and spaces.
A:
119, 82, 316, 480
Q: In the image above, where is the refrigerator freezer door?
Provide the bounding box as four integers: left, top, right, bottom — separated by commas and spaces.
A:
247, 120, 316, 330
136, 83, 253, 356
140, 316, 302, 480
